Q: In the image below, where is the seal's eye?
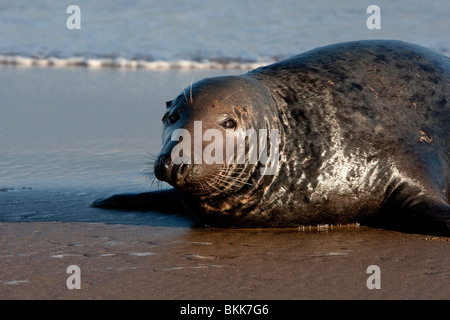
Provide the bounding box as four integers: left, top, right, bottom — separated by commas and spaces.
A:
162, 112, 179, 124
221, 119, 236, 129
168, 114, 180, 124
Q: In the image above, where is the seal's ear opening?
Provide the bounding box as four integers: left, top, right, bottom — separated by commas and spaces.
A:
166, 100, 172, 108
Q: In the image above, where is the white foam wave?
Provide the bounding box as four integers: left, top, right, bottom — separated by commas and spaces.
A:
0, 55, 273, 70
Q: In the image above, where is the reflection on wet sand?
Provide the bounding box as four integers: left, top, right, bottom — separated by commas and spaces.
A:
0, 222, 448, 299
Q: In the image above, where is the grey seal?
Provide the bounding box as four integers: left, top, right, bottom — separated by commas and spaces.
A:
93, 40, 450, 235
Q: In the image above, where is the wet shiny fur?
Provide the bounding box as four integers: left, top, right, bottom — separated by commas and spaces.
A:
93, 40, 450, 235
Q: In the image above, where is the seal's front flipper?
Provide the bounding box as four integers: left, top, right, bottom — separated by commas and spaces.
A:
92, 188, 187, 214
376, 181, 450, 236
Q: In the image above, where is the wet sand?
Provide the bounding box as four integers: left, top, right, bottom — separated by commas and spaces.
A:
0, 66, 449, 300
1, 221, 449, 300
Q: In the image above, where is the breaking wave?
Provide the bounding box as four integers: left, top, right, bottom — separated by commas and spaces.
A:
0, 54, 275, 70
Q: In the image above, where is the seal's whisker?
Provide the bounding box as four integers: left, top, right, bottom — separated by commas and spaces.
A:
143, 167, 164, 190
220, 165, 248, 179
211, 164, 253, 190
143, 153, 162, 189
217, 174, 252, 187
223, 169, 247, 178
223, 178, 253, 187
206, 180, 223, 193
207, 170, 238, 191
221, 89, 242, 103
189, 73, 195, 104
216, 177, 234, 190
143, 169, 154, 181
181, 81, 190, 104
144, 171, 156, 183
155, 179, 163, 190
208, 173, 228, 189
145, 152, 158, 166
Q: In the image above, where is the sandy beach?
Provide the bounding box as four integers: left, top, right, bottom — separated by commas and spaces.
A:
1, 221, 449, 300
1, 66, 449, 301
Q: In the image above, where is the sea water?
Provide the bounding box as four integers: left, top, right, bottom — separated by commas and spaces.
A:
0, 0, 448, 68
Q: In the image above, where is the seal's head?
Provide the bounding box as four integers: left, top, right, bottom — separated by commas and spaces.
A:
154, 75, 281, 198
